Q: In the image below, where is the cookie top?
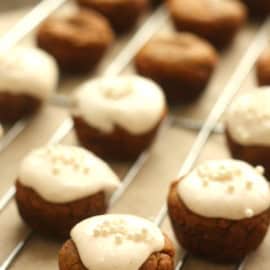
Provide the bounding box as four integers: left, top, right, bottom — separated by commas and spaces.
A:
226, 89, 270, 146
169, 0, 246, 22
137, 32, 218, 72
178, 159, 270, 220
71, 214, 165, 270
18, 145, 120, 203
0, 47, 58, 99
72, 75, 166, 134
38, 7, 114, 46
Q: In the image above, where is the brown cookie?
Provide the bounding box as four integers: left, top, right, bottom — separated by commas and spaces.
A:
135, 33, 218, 103
36, 9, 114, 73
0, 92, 41, 123
76, 0, 148, 33
167, 181, 270, 263
73, 111, 166, 161
241, 0, 270, 18
58, 234, 175, 270
256, 48, 270, 86
167, 0, 247, 48
15, 181, 107, 239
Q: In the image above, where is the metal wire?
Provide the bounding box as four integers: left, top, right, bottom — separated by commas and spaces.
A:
104, 4, 169, 76
0, 119, 29, 153
0, 0, 67, 52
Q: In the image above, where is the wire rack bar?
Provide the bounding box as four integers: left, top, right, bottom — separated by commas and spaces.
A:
104, 4, 168, 76
0, 0, 67, 51
0, 119, 29, 153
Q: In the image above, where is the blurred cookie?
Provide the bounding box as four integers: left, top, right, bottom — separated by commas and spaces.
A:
37, 9, 114, 73
167, 0, 247, 47
135, 32, 218, 103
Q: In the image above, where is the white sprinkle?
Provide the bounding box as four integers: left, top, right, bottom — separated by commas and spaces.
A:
245, 208, 254, 218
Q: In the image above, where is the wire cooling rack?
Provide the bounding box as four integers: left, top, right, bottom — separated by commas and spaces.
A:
0, 1, 269, 270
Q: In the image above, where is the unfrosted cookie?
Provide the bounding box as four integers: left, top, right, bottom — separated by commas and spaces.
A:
37, 9, 114, 73
167, 0, 247, 47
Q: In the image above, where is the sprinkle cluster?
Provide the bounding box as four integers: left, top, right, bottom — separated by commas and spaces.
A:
195, 162, 267, 218
92, 219, 152, 245
197, 163, 241, 182
197, 163, 265, 195
44, 146, 91, 176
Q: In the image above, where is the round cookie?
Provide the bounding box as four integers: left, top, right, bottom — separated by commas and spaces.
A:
59, 214, 175, 270
167, 159, 270, 263
167, 0, 247, 48
256, 48, 270, 86
15, 145, 120, 238
71, 75, 167, 160
36, 8, 114, 73
0, 47, 58, 123
135, 33, 219, 103
241, 0, 270, 18
225, 89, 270, 178
76, 0, 148, 33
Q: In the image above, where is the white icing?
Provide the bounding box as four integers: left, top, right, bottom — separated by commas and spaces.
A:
18, 145, 120, 203
178, 159, 270, 220
71, 214, 165, 270
72, 75, 166, 135
0, 47, 58, 100
226, 88, 270, 146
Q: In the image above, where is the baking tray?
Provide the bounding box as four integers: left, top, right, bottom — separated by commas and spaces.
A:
0, 1, 268, 270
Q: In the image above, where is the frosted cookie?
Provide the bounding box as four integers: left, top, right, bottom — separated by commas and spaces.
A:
76, 0, 148, 33
167, 0, 247, 47
167, 159, 270, 262
72, 75, 167, 160
15, 145, 120, 238
135, 32, 219, 103
36, 8, 114, 73
0, 47, 58, 123
59, 214, 175, 270
225, 89, 270, 178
